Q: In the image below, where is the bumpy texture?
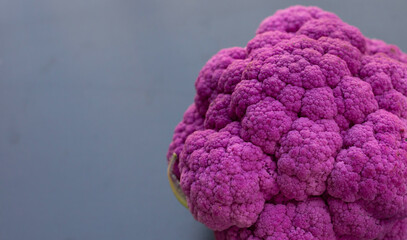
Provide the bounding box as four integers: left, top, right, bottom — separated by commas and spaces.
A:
167, 5, 407, 239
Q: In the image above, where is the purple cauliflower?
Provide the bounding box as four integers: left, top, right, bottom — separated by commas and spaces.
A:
167, 5, 407, 240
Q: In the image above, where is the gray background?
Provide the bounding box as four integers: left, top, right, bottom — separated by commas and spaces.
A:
0, 0, 406, 239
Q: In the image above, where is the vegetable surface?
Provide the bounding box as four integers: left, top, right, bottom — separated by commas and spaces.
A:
167, 5, 407, 239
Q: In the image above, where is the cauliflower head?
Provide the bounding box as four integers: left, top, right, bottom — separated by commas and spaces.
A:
167, 5, 407, 240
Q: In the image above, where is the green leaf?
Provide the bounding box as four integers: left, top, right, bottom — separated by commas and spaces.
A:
167, 153, 188, 209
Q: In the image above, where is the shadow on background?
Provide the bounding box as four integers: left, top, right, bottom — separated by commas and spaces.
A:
200, 228, 216, 240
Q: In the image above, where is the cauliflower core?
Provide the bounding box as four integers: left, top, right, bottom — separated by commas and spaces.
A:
167, 5, 407, 240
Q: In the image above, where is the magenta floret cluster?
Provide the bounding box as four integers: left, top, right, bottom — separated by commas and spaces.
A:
167, 6, 407, 240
